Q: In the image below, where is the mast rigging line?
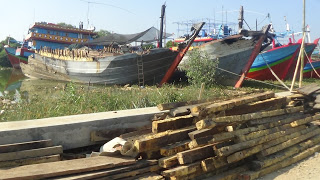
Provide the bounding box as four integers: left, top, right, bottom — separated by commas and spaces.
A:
79, 0, 135, 14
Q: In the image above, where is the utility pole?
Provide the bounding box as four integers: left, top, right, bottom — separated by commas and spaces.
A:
159, 4, 166, 48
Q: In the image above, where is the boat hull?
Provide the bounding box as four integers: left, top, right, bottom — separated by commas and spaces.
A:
247, 43, 301, 81
4, 47, 30, 69
21, 49, 178, 85
303, 60, 320, 78
199, 35, 262, 86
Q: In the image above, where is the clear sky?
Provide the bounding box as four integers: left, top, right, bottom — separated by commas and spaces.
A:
1, 0, 319, 42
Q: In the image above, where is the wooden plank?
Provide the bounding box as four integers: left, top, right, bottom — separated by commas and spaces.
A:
315, 95, 320, 104
120, 172, 164, 180
239, 143, 320, 180
169, 105, 194, 117
225, 97, 287, 116
196, 106, 304, 130
188, 127, 226, 140
161, 162, 202, 177
157, 99, 213, 111
177, 144, 214, 164
54, 160, 157, 180
226, 125, 308, 163
201, 156, 228, 172
248, 112, 306, 125
120, 128, 152, 140
249, 135, 320, 171
159, 155, 178, 168
99, 165, 161, 180
206, 165, 248, 180
0, 156, 136, 180
152, 115, 194, 133
134, 126, 196, 153
260, 127, 320, 156
192, 91, 275, 118
0, 139, 52, 153
160, 140, 190, 157
0, 146, 63, 162
290, 114, 320, 127
296, 83, 320, 96
0, 155, 60, 168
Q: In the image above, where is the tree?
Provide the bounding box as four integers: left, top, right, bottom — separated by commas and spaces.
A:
166, 40, 178, 48
56, 22, 75, 29
93, 29, 111, 39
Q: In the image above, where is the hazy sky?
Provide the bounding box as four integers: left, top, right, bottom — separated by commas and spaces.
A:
1, 0, 319, 42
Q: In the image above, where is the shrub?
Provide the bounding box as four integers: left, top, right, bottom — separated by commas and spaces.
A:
182, 48, 218, 87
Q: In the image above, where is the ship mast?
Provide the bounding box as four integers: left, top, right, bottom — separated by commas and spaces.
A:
290, 0, 306, 91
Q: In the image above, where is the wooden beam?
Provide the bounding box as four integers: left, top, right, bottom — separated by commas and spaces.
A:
0, 155, 60, 168
192, 91, 275, 118
160, 140, 190, 157
134, 126, 196, 153
0, 156, 136, 180
249, 135, 320, 171
0, 146, 63, 162
159, 155, 178, 168
157, 99, 212, 111
225, 97, 287, 116
0, 139, 53, 153
152, 115, 194, 133
161, 161, 202, 177
260, 127, 320, 156
188, 126, 226, 140
239, 144, 320, 180
248, 112, 306, 125
120, 172, 164, 180
176, 144, 215, 164
100, 165, 161, 180
296, 83, 320, 96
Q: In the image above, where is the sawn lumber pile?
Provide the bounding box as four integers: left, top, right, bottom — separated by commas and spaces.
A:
124, 90, 320, 180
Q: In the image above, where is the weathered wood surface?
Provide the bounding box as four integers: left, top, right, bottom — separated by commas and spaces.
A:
119, 172, 164, 180
248, 113, 306, 126
201, 156, 228, 172
0, 155, 60, 168
249, 135, 320, 171
119, 128, 152, 141
188, 127, 225, 140
162, 161, 202, 177
296, 83, 320, 96
196, 106, 304, 130
0, 146, 63, 162
260, 127, 320, 157
160, 140, 190, 157
239, 144, 320, 180
152, 115, 194, 133
157, 99, 212, 111
0, 140, 53, 154
177, 144, 215, 164
169, 105, 194, 117
0, 156, 136, 180
159, 155, 178, 168
134, 126, 196, 153
290, 114, 320, 127
206, 165, 248, 180
54, 160, 157, 180
192, 91, 275, 118
225, 97, 287, 116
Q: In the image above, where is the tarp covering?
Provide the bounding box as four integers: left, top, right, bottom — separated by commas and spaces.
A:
85, 27, 172, 46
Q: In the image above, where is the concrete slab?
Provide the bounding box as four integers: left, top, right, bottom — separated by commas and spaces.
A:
0, 107, 163, 150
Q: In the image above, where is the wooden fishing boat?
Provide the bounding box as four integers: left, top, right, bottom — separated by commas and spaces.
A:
4, 46, 33, 69
303, 60, 320, 78
20, 23, 205, 85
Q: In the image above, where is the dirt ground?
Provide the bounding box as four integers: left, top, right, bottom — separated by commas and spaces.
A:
259, 152, 320, 180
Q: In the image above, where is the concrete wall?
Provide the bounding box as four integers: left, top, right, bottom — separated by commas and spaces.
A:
0, 107, 162, 150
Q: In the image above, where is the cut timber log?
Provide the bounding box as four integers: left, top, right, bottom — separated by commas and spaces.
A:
120, 172, 164, 180
296, 83, 320, 96
192, 91, 275, 118
161, 161, 202, 177
177, 144, 215, 164
0, 139, 53, 153
134, 126, 196, 153
201, 156, 228, 172
160, 140, 190, 157
159, 155, 178, 168
0, 155, 60, 168
54, 160, 157, 180
196, 106, 304, 130
239, 144, 320, 180
290, 114, 320, 127
157, 99, 212, 111
226, 125, 307, 163
248, 112, 306, 126
152, 115, 194, 133
225, 97, 287, 116
0, 146, 63, 162
215, 127, 300, 157
0, 156, 136, 180
204, 165, 248, 180
120, 128, 152, 141
249, 135, 320, 171
260, 127, 320, 156
188, 127, 226, 140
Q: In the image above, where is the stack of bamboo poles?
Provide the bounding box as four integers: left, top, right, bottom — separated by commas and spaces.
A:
120, 91, 320, 180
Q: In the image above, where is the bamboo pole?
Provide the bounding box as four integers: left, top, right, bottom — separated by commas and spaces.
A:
299, 0, 306, 87
290, 0, 306, 91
